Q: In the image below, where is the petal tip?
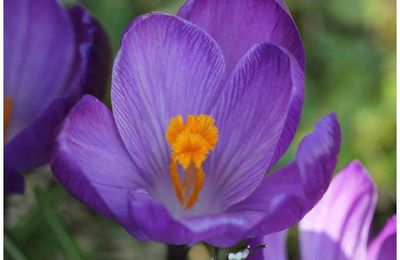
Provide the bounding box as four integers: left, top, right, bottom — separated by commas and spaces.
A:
120, 11, 170, 44
340, 160, 376, 193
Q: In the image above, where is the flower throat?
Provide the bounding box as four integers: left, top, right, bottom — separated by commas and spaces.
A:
165, 114, 218, 209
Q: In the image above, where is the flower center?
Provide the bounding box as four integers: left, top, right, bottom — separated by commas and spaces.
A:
4, 96, 13, 139
166, 114, 218, 209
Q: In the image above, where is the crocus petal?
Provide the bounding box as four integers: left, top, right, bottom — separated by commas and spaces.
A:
124, 193, 267, 245
268, 54, 304, 168
178, 0, 305, 74
111, 13, 225, 193
67, 5, 112, 100
5, 0, 75, 139
299, 161, 377, 260
51, 95, 146, 221
179, 0, 305, 168
4, 98, 73, 194
200, 43, 294, 211
123, 193, 227, 244
101, 179, 279, 245
214, 114, 340, 245
368, 216, 396, 260
248, 231, 288, 260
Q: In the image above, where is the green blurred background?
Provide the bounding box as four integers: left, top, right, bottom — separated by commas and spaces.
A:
5, 0, 395, 259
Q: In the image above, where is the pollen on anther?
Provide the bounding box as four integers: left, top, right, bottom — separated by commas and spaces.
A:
165, 114, 218, 209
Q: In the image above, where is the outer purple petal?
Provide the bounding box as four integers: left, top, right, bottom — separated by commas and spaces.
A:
299, 161, 377, 260
111, 13, 225, 194
67, 5, 112, 100
368, 216, 396, 260
5, 98, 73, 194
51, 95, 146, 221
5, 0, 75, 139
200, 43, 294, 211
123, 193, 266, 245
248, 231, 288, 260
211, 114, 341, 245
123, 193, 230, 244
178, 0, 305, 168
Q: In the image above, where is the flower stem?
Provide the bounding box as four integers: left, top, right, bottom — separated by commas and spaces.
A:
206, 244, 219, 260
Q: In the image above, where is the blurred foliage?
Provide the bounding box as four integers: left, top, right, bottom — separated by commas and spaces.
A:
5, 0, 395, 259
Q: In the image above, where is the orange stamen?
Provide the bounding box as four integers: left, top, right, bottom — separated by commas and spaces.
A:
169, 159, 184, 205
185, 167, 205, 209
165, 114, 218, 209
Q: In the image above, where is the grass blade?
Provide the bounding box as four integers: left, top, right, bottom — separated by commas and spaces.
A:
35, 188, 84, 260
4, 234, 28, 260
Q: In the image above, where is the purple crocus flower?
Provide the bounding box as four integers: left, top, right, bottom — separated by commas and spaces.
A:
51, 0, 341, 246
249, 161, 396, 260
4, 0, 111, 193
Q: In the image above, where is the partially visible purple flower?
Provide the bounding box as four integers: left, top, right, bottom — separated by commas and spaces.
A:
51, 0, 341, 246
249, 161, 396, 260
368, 216, 396, 260
4, 0, 111, 193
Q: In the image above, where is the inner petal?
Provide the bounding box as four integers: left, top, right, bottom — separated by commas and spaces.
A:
165, 114, 218, 209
